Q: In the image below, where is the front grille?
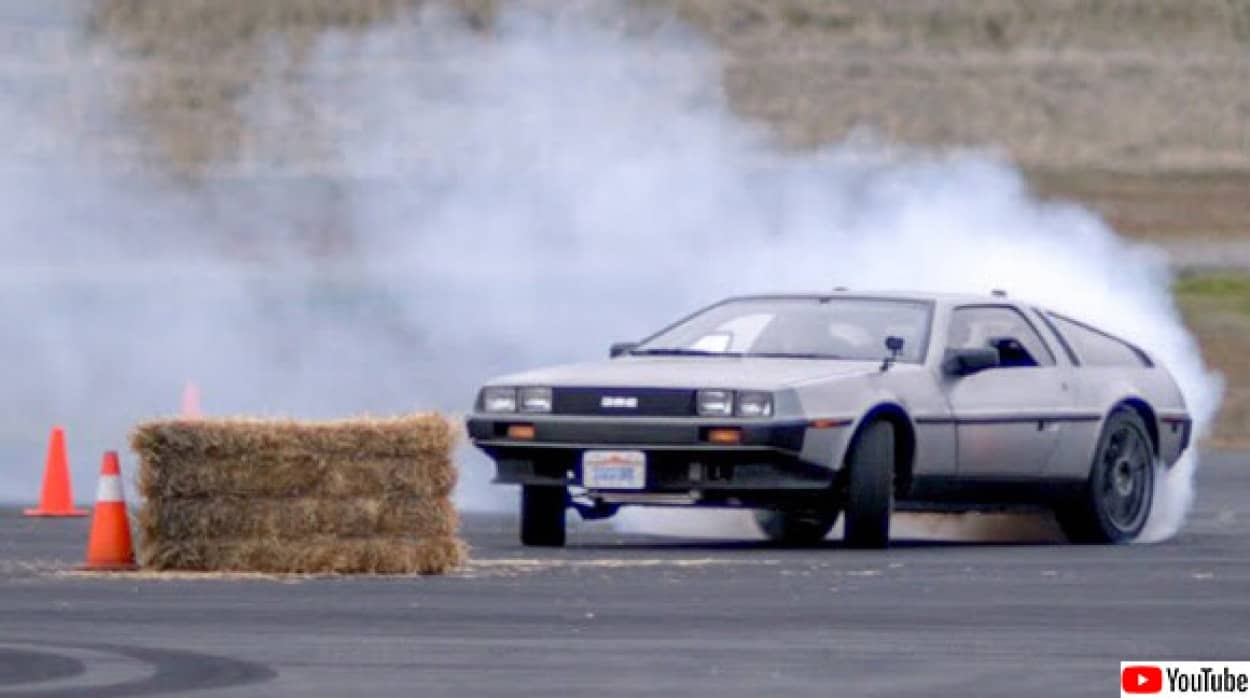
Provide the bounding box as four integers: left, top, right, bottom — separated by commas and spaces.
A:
551, 387, 696, 417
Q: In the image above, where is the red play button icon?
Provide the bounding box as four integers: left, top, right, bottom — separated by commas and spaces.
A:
1122, 665, 1163, 694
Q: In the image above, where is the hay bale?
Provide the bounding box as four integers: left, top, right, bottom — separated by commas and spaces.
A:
137, 495, 460, 542
136, 454, 456, 499
132, 415, 457, 498
131, 415, 457, 458
131, 414, 464, 574
139, 536, 467, 575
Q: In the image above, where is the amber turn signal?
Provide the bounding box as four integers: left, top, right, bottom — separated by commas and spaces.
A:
506, 423, 536, 440
809, 418, 851, 429
706, 427, 742, 444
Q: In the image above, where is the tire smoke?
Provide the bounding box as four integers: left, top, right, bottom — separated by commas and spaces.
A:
0, 5, 1220, 542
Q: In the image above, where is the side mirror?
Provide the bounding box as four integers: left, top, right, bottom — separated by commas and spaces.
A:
610, 341, 638, 358
880, 335, 906, 372
943, 347, 1000, 376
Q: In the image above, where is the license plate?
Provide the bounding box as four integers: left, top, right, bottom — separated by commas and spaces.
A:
582, 450, 647, 490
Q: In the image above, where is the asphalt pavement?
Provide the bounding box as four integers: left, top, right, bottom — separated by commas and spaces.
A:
2, 450, 1248, 697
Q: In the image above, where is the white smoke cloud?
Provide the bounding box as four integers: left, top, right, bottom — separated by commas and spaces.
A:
0, 5, 1220, 540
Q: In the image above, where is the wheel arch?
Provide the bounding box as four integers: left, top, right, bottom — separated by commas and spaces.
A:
1113, 397, 1159, 458
847, 403, 916, 496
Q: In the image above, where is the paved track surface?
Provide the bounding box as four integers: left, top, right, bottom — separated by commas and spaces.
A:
2, 451, 1248, 697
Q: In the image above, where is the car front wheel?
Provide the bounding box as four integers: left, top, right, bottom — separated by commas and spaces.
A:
1056, 407, 1155, 544
843, 420, 894, 549
520, 485, 567, 547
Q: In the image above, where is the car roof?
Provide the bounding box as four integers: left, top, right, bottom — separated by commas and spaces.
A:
724, 290, 1027, 307
708, 291, 1159, 364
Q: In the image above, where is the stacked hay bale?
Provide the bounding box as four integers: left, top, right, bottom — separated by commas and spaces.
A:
131, 415, 464, 574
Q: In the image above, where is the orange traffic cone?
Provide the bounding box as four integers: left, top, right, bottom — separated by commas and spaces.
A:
80, 451, 137, 571
181, 381, 201, 418
24, 426, 88, 517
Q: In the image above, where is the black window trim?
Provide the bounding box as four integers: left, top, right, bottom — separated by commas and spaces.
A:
1033, 308, 1081, 366
1045, 311, 1155, 368
947, 303, 1058, 367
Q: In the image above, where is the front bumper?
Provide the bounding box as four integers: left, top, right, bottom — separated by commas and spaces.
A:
466, 415, 847, 504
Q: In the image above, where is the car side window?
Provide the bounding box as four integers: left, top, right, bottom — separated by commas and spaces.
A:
947, 306, 1056, 368
1047, 314, 1151, 367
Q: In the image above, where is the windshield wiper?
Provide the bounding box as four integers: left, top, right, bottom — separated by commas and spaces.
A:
629, 348, 745, 357
743, 352, 847, 360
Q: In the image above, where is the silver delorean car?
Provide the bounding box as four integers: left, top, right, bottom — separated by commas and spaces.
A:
467, 291, 1191, 548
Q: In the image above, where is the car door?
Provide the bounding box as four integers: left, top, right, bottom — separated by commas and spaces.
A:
942, 305, 1075, 477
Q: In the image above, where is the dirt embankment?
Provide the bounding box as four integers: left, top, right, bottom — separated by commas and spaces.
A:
7, 0, 1228, 238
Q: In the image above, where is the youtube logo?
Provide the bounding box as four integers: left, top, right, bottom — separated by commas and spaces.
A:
1121, 661, 1250, 695
1122, 665, 1163, 694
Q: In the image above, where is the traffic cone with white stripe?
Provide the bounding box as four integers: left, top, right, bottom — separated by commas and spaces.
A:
80, 451, 137, 571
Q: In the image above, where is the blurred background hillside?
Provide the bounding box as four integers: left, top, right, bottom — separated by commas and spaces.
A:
1, 0, 1247, 442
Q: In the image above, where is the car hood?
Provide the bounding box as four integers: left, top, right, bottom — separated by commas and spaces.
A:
486, 356, 884, 390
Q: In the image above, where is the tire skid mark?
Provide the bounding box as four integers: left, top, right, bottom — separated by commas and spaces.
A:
0, 648, 85, 687
0, 641, 275, 698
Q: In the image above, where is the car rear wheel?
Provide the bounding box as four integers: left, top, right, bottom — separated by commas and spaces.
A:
843, 420, 894, 549
520, 485, 567, 547
1055, 408, 1155, 544
753, 508, 839, 546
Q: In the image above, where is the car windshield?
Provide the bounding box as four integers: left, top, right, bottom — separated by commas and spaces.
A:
633, 297, 932, 362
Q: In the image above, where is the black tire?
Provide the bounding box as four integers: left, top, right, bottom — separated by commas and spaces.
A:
520, 485, 567, 547
1055, 408, 1155, 544
753, 508, 839, 546
843, 420, 894, 549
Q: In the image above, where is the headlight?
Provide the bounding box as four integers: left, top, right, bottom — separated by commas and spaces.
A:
481, 387, 517, 413
519, 386, 553, 413
736, 391, 773, 418
697, 389, 733, 417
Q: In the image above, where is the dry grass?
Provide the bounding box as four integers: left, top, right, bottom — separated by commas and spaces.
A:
676, 0, 1250, 169
1031, 171, 1250, 242
131, 414, 465, 574
69, 0, 1250, 175
84, 0, 495, 175
1175, 272, 1250, 447
673, 0, 1250, 49
43, 0, 1250, 257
